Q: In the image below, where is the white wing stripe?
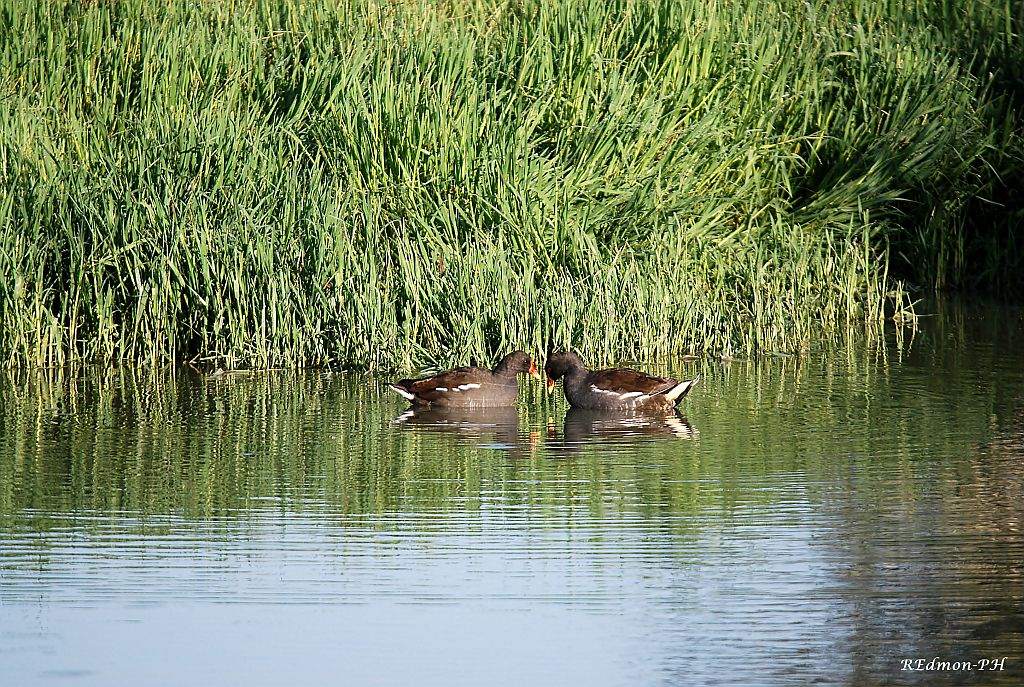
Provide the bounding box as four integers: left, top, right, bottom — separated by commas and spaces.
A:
590, 385, 648, 401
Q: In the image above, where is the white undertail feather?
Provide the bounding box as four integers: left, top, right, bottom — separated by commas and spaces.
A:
664, 377, 700, 403
390, 385, 416, 401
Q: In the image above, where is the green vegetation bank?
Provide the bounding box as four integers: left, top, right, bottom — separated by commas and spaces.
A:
1, 0, 1020, 369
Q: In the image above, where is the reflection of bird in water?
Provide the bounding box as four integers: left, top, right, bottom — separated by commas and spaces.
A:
546, 408, 697, 456
392, 405, 537, 455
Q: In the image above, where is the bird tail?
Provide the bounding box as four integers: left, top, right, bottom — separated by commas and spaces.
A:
664, 376, 700, 405
389, 382, 416, 401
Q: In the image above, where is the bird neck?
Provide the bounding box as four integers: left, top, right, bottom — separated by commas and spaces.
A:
492, 359, 517, 377
561, 363, 587, 385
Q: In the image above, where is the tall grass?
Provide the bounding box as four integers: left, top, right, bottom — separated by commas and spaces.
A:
0, 0, 1019, 370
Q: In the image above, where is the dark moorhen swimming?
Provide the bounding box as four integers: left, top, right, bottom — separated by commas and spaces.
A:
545, 351, 699, 411
389, 351, 539, 407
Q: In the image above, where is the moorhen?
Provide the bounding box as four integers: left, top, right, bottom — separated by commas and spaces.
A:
389, 351, 539, 407
545, 350, 699, 411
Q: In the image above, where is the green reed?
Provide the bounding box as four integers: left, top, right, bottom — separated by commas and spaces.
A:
0, 0, 1020, 371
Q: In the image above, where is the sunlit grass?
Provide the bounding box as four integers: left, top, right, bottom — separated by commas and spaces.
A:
0, 0, 1019, 370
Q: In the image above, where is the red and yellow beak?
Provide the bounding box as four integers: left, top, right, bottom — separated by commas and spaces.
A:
546, 376, 555, 394
529, 361, 541, 380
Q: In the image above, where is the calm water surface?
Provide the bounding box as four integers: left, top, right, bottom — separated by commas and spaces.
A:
2, 303, 1023, 686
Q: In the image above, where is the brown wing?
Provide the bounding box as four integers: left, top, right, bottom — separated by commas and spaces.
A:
586, 368, 678, 396
404, 367, 490, 401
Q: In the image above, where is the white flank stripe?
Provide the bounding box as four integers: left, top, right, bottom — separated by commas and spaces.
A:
591, 385, 645, 401
457, 383, 481, 391
435, 387, 448, 392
